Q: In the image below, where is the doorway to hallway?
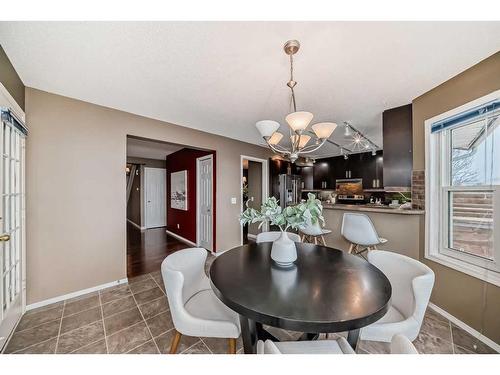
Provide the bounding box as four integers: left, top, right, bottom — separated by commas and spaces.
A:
126, 136, 216, 278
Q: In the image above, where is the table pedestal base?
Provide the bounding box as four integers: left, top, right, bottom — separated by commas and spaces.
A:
240, 315, 361, 354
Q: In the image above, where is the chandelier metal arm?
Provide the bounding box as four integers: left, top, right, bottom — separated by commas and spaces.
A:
266, 141, 291, 155
296, 138, 328, 154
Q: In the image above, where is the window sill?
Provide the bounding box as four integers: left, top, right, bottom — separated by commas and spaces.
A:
425, 252, 500, 287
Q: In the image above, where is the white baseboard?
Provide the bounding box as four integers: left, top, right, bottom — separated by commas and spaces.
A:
26, 278, 128, 311
428, 302, 500, 353
166, 230, 197, 247
127, 219, 145, 231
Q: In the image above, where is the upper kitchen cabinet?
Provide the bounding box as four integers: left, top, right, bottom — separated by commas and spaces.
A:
312, 150, 383, 190
296, 165, 314, 190
382, 104, 413, 189
313, 160, 331, 189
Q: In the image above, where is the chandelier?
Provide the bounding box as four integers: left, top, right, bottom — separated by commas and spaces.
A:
255, 40, 337, 163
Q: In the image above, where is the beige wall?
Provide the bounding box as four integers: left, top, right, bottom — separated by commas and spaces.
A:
412, 51, 500, 343
26, 88, 270, 304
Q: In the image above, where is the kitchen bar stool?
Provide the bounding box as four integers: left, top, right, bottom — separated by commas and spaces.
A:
341, 213, 387, 259
299, 222, 331, 246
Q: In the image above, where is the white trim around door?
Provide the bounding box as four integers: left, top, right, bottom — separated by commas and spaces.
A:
196, 155, 214, 252
240, 155, 269, 246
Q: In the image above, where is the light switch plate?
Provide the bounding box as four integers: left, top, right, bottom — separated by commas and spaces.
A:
231, 197, 237, 204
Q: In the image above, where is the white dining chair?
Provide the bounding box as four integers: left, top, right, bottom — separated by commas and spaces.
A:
161, 248, 241, 354
390, 334, 419, 354
341, 213, 387, 258
360, 250, 435, 342
256, 334, 418, 354
256, 231, 301, 243
256, 336, 355, 354
299, 222, 332, 246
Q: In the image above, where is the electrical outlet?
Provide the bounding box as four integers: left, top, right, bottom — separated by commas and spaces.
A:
231, 197, 237, 204
177, 224, 180, 229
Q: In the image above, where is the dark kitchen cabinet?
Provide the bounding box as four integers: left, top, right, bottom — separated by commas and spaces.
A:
329, 157, 350, 185
296, 166, 313, 190
313, 160, 331, 189
314, 150, 384, 190
383, 104, 412, 188
359, 151, 384, 189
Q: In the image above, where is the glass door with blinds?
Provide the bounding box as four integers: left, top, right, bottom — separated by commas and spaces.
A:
0, 109, 26, 351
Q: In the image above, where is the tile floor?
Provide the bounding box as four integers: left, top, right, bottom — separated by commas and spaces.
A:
3, 255, 497, 354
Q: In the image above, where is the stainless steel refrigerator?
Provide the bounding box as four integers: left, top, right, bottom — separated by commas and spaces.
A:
279, 174, 302, 208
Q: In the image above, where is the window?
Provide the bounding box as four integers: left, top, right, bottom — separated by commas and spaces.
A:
426, 91, 500, 286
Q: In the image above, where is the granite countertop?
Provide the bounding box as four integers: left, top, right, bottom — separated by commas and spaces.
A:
322, 203, 425, 215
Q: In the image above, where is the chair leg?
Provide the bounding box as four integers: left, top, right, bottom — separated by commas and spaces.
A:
169, 330, 182, 354
320, 235, 326, 246
228, 338, 237, 354
314, 236, 318, 245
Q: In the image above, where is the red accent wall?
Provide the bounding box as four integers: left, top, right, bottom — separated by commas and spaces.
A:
166, 148, 216, 249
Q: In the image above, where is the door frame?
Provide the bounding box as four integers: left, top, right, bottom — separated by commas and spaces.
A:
240, 155, 269, 246
196, 154, 214, 251
0, 83, 26, 352
142, 167, 167, 229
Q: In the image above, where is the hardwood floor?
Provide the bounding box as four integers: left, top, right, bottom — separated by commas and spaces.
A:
127, 223, 187, 278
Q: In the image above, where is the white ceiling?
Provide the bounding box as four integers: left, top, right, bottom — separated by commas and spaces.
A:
126, 137, 182, 160
1, 22, 499, 157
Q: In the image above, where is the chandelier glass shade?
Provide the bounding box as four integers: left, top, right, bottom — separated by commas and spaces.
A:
291, 134, 311, 148
285, 111, 314, 132
255, 40, 337, 163
255, 120, 280, 138
268, 131, 284, 145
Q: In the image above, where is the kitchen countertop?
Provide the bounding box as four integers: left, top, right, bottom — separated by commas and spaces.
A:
321, 203, 424, 215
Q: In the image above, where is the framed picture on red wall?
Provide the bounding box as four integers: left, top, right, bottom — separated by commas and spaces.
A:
171, 170, 188, 210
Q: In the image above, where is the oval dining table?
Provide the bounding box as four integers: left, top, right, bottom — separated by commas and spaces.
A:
209, 242, 392, 354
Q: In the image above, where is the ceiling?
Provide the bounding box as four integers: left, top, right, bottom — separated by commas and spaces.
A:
126, 137, 182, 160
1, 22, 499, 157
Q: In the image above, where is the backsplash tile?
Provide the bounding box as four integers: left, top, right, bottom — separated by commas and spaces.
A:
412, 170, 425, 210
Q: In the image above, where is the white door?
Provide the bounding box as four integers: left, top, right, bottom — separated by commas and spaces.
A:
144, 167, 167, 229
197, 156, 213, 251
0, 110, 26, 351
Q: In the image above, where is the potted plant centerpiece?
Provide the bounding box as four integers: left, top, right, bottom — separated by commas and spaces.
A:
240, 193, 324, 267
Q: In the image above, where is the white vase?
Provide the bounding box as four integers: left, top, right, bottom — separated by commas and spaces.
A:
271, 231, 297, 267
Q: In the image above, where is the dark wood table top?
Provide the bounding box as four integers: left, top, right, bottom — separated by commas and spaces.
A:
210, 242, 392, 333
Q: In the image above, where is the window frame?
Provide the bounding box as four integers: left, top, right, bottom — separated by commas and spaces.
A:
425, 89, 500, 287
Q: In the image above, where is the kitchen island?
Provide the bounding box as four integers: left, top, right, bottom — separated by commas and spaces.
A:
321, 203, 424, 259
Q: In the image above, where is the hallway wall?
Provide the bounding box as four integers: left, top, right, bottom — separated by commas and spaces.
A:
166, 148, 214, 245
